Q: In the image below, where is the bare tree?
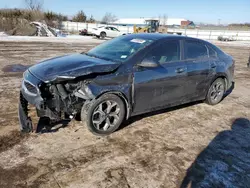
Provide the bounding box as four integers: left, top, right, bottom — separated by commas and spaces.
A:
87, 15, 95, 23
163, 14, 168, 26
101, 12, 117, 24
158, 15, 161, 25
24, 0, 44, 11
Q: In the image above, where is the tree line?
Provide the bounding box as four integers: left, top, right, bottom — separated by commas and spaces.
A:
228, 23, 250, 27
0, 0, 117, 24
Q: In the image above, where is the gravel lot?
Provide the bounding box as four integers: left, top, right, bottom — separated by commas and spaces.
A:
0, 38, 249, 188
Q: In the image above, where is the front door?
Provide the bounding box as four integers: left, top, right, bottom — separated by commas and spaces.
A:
104, 27, 113, 37
133, 40, 188, 114
110, 27, 120, 37
105, 27, 118, 38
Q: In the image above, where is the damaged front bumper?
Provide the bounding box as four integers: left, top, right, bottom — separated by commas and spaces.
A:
18, 70, 98, 132
18, 71, 44, 132
18, 93, 33, 132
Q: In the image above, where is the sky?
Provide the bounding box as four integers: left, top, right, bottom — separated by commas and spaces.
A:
0, 0, 249, 24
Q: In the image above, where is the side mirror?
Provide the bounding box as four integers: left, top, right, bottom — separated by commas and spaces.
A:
138, 59, 159, 68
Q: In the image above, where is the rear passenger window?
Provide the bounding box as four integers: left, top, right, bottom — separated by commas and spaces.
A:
111, 27, 119, 31
185, 40, 208, 60
144, 40, 180, 64
207, 45, 218, 58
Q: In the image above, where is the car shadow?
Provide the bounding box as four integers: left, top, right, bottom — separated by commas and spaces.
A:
119, 101, 202, 131
180, 117, 250, 188
36, 117, 71, 134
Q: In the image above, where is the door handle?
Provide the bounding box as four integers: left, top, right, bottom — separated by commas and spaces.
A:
211, 63, 217, 68
175, 68, 186, 73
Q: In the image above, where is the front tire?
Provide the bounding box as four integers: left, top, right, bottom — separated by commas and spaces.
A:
81, 94, 125, 136
100, 32, 106, 39
206, 78, 225, 105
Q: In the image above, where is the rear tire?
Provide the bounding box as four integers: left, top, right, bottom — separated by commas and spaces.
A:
81, 94, 125, 136
206, 78, 225, 105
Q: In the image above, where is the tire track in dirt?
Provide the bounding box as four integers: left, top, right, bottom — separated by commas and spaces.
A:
0, 130, 29, 153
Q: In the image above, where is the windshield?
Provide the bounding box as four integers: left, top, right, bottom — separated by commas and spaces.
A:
86, 36, 154, 63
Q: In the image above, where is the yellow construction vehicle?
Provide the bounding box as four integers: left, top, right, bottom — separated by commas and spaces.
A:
133, 19, 160, 33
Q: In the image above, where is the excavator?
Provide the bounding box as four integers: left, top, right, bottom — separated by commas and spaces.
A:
133, 19, 161, 33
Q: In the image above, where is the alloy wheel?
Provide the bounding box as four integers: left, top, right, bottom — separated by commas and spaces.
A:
92, 100, 120, 131
210, 81, 225, 103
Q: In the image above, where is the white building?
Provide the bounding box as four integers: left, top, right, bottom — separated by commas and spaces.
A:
113, 18, 188, 26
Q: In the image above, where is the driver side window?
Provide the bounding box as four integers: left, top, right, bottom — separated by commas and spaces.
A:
111, 27, 119, 32
144, 40, 180, 64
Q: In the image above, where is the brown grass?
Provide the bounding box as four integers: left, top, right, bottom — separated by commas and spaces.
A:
0, 8, 68, 34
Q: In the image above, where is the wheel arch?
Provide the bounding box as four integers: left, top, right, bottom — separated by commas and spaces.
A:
210, 73, 228, 91
95, 91, 131, 120
100, 31, 106, 35
216, 73, 228, 89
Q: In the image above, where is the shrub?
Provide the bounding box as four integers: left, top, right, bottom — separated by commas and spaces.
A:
72, 10, 87, 22
0, 8, 68, 33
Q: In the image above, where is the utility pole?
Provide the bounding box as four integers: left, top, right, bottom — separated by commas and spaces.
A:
218, 19, 221, 26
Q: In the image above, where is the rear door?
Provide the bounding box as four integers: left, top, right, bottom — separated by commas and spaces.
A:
184, 39, 211, 100
133, 39, 188, 114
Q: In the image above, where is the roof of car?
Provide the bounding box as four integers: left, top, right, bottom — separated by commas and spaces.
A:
124, 33, 188, 40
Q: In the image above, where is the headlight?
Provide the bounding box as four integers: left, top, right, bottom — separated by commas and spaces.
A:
23, 70, 28, 78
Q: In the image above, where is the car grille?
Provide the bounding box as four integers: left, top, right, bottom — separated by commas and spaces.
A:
24, 81, 37, 94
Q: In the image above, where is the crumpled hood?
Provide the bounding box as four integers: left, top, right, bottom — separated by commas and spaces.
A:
28, 54, 119, 82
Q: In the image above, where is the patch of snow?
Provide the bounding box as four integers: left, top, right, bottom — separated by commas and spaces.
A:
0, 35, 104, 44
0, 34, 249, 47
209, 40, 250, 47
0, 32, 7, 37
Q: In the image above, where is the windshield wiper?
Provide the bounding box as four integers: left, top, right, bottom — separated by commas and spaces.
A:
84, 52, 96, 58
87, 53, 109, 61
85, 53, 121, 63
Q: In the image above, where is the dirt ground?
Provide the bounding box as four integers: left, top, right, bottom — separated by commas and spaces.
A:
0, 40, 249, 188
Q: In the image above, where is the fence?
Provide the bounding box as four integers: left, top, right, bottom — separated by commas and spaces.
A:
60, 22, 134, 33
60, 21, 250, 41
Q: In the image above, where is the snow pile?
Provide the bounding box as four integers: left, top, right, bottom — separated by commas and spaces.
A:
30, 22, 57, 37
